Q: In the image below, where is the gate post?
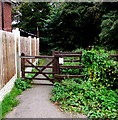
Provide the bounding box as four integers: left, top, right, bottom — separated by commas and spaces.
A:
52, 50, 55, 77
54, 55, 60, 75
52, 50, 60, 77
21, 53, 25, 79
12, 28, 21, 78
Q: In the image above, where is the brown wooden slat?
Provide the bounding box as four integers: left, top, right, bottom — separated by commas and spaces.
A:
55, 54, 82, 57
20, 56, 54, 59
25, 65, 54, 68
25, 71, 55, 74
64, 60, 80, 62
60, 52, 82, 54
55, 75, 85, 78
60, 65, 85, 69
110, 54, 118, 57
24, 77, 54, 80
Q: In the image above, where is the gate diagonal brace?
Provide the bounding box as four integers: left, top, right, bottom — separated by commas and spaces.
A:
31, 58, 55, 79
26, 59, 51, 80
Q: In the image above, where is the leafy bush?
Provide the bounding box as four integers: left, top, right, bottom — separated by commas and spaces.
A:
15, 78, 31, 91
51, 80, 118, 119
99, 11, 118, 50
82, 49, 118, 89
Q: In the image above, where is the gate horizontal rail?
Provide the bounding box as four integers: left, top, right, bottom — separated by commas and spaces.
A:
55, 75, 85, 78
25, 65, 54, 68
60, 65, 85, 69
55, 54, 82, 57
25, 72, 55, 74
59, 52, 82, 54
110, 54, 118, 57
20, 56, 54, 59
23, 78, 55, 80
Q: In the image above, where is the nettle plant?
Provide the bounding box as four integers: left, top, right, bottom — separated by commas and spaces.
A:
51, 80, 118, 119
81, 49, 118, 89
15, 78, 32, 91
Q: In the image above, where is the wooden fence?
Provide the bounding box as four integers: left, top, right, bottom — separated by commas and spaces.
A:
0, 29, 39, 89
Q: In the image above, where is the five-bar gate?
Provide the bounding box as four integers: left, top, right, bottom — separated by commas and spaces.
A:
21, 51, 85, 83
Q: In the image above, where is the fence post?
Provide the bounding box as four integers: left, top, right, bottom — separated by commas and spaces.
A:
37, 38, 40, 55
52, 50, 55, 77
28, 36, 32, 62
21, 53, 25, 79
12, 28, 21, 78
54, 51, 60, 75
0, 30, 4, 88
52, 50, 60, 76
34, 37, 37, 56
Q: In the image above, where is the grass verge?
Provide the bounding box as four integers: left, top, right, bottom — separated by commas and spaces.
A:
0, 87, 22, 118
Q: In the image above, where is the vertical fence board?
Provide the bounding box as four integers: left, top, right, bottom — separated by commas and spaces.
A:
0, 29, 40, 90
2, 31, 8, 84
1, 31, 16, 86
36, 38, 39, 55
20, 36, 30, 56
31, 38, 35, 63
6, 32, 16, 82
0, 31, 3, 89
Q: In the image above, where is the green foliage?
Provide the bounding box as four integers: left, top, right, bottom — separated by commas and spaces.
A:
51, 80, 118, 119
15, 78, 31, 91
12, 2, 51, 36
99, 11, 118, 50
1, 87, 22, 118
41, 2, 118, 52
82, 49, 118, 89
42, 2, 103, 52
51, 48, 118, 119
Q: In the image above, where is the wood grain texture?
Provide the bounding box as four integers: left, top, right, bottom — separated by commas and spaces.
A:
0, 31, 16, 89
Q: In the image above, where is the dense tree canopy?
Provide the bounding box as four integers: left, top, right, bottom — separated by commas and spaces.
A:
41, 3, 103, 52
99, 11, 118, 50
12, 2, 118, 53
12, 2, 51, 36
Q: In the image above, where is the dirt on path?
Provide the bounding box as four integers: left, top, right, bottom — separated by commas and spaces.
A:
5, 59, 87, 119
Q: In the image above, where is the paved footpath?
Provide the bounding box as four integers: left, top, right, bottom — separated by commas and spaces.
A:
6, 59, 87, 119
6, 81, 87, 118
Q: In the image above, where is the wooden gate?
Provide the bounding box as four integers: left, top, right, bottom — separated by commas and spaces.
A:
21, 51, 85, 83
